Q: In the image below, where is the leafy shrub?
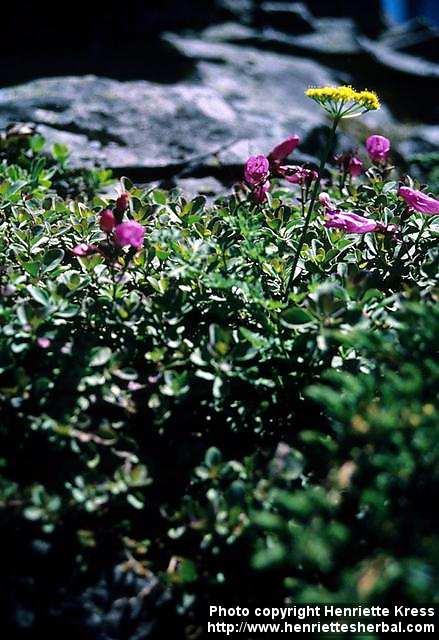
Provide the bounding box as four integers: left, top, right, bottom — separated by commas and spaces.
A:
0, 112, 437, 637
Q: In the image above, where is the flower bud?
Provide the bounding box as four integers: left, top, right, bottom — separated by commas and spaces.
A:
115, 192, 130, 215
268, 135, 300, 163
99, 209, 116, 233
319, 192, 334, 209
348, 156, 363, 178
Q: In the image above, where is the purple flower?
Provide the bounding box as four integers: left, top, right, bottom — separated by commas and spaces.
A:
72, 243, 99, 257
268, 135, 300, 162
366, 135, 391, 163
244, 155, 270, 186
114, 220, 145, 249
99, 209, 116, 233
325, 210, 385, 234
398, 186, 439, 215
348, 156, 363, 178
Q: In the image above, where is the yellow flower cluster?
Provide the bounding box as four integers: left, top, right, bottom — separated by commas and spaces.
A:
305, 85, 380, 119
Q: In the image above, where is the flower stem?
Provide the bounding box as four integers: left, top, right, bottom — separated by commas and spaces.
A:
285, 117, 339, 297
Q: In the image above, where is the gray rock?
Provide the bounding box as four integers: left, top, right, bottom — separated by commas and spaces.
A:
166, 33, 394, 164
0, 41, 344, 174
166, 33, 335, 165
177, 176, 226, 199
397, 124, 439, 158
358, 35, 439, 80
257, 3, 315, 34
203, 17, 361, 57
192, 21, 437, 125
0, 24, 435, 185
0, 76, 238, 170
217, 0, 255, 25
378, 19, 439, 63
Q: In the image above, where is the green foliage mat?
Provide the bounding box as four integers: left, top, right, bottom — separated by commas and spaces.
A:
0, 128, 437, 636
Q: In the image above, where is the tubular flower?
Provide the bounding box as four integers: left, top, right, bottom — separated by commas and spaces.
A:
268, 135, 300, 162
398, 186, 439, 215
305, 86, 380, 119
324, 210, 386, 234
244, 155, 270, 186
114, 220, 145, 249
366, 135, 391, 163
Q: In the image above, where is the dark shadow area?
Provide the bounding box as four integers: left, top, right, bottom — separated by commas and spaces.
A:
0, 39, 197, 87
0, 1, 227, 87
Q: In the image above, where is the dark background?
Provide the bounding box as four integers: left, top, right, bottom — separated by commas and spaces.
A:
1, 1, 437, 85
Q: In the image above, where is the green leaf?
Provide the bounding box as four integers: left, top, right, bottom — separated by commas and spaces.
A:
127, 494, 144, 510
23, 261, 41, 277
252, 544, 286, 570
42, 248, 65, 272
205, 447, 222, 467
27, 285, 50, 306
24, 506, 43, 521
280, 306, 313, 327
152, 189, 168, 205
29, 135, 46, 153
52, 143, 69, 165
89, 347, 112, 367
176, 558, 198, 583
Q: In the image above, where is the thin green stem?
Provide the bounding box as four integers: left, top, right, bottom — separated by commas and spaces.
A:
285, 117, 339, 297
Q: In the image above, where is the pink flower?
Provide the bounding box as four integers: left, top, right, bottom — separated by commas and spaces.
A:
244, 155, 270, 186
348, 156, 363, 178
325, 210, 385, 234
114, 220, 145, 249
398, 186, 439, 215
99, 209, 116, 233
72, 243, 99, 256
268, 135, 300, 162
253, 180, 271, 203
37, 337, 51, 349
366, 135, 391, 163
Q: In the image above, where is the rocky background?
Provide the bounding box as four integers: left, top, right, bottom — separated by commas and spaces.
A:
0, 1, 438, 196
